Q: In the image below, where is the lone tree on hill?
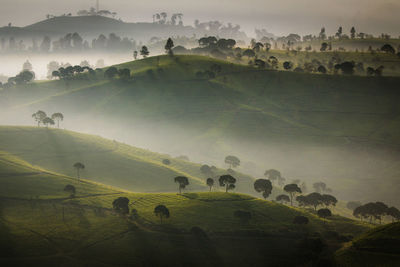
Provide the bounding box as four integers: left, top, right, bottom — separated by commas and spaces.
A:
317, 208, 332, 223
42, 117, 55, 128
113, 197, 130, 215
73, 162, 85, 181
276, 194, 290, 204
224, 155, 240, 169
219, 175, 237, 192
140, 46, 150, 58
51, 113, 64, 128
381, 44, 395, 54
162, 159, 171, 165
32, 110, 47, 126
64, 184, 76, 198
254, 179, 273, 199
154, 204, 170, 223
284, 184, 302, 206
165, 38, 175, 56
206, 178, 214, 191
174, 176, 189, 194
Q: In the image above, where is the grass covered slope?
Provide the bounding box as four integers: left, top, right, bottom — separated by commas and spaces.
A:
0, 126, 257, 194
1, 55, 400, 205
336, 222, 400, 266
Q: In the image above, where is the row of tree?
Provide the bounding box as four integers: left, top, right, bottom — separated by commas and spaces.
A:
32, 110, 64, 128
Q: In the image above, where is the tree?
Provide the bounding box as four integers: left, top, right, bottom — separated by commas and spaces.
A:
32, 110, 47, 126
336, 26, 343, 39
284, 184, 302, 206
224, 155, 240, 169
381, 44, 395, 54
104, 67, 118, 79
243, 49, 255, 58
15, 70, 35, 84
219, 175, 236, 192
350, 27, 356, 39
317, 208, 332, 223
165, 38, 174, 56
162, 159, 171, 165
51, 113, 64, 128
64, 184, 76, 198
140, 46, 150, 58
293, 215, 309, 225
276, 194, 290, 204
174, 176, 189, 194
283, 61, 293, 70
42, 117, 55, 128
335, 61, 355, 75
387, 206, 400, 222
23, 60, 33, 71
320, 42, 328, 52
206, 178, 214, 191
253, 179, 273, 199
200, 164, 213, 176
264, 169, 283, 185
234, 210, 252, 223
113, 197, 129, 215
317, 65, 327, 74
73, 162, 85, 181
313, 182, 332, 193
154, 205, 170, 223
353, 202, 388, 223
133, 50, 138, 60
321, 194, 337, 207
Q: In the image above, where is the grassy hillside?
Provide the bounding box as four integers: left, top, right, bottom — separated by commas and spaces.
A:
0, 126, 259, 194
335, 222, 400, 266
1, 55, 400, 206
0, 151, 371, 266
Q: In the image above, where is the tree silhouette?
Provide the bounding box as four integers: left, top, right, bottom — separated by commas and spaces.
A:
51, 113, 64, 128
32, 110, 47, 126
317, 208, 332, 223
104, 67, 118, 79
253, 179, 273, 199
63, 184, 76, 198
284, 184, 302, 206
42, 117, 55, 128
219, 175, 236, 192
276, 194, 290, 204
165, 38, 175, 56
154, 205, 170, 223
113, 197, 130, 215
174, 176, 189, 194
321, 194, 337, 208
381, 44, 395, 54
206, 178, 214, 191
140, 46, 150, 58
224, 155, 240, 169
264, 169, 284, 185
73, 162, 85, 181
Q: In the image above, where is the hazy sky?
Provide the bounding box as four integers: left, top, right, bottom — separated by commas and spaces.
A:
0, 0, 399, 37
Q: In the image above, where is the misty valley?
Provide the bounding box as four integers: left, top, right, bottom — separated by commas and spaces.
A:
0, 2, 400, 267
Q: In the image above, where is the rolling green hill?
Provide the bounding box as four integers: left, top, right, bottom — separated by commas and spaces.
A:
1, 55, 400, 206
0, 126, 259, 194
335, 222, 400, 266
0, 148, 371, 266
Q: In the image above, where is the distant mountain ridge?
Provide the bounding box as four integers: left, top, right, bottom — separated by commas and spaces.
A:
0, 15, 248, 42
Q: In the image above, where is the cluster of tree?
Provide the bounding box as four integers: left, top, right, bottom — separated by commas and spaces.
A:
31, 110, 64, 128
353, 202, 400, 223
0, 32, 139, 53
152, 12, 183, 26
77, 7, 117, 18
52, 65, 96, 81
296, 192, 337, 211
103, 67, 132, 80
